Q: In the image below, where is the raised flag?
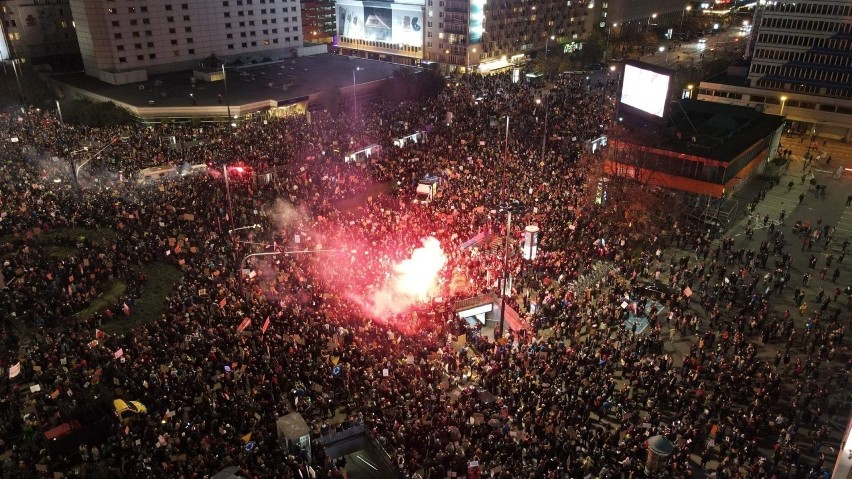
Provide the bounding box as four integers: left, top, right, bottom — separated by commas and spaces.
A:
241, 432, 252, 443
237, 317, 252, 333
95, 329, 106, 339
262, 316, 271, 334
219, 297, 227, 308
8, 362, 21, 379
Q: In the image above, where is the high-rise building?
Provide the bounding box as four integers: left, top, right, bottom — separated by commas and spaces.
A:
68, 0, 304, 85
595, 0, 695, 34
0, 0, 79, 66
335, 0, 596, 74
301, 0, 336, 43
697, 0, 852, 141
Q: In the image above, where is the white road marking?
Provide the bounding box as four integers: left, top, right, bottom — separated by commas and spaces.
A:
356, 455, 378, 471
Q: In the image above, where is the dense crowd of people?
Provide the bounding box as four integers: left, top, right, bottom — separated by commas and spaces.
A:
0, 68, 848, 479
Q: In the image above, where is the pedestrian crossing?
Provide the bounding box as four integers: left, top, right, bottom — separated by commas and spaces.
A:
835, 203, 852, 240
744, 172, 806, 228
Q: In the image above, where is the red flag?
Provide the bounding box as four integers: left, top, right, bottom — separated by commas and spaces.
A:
219, 297, 227, 308
95, 329, 106, 339
262, 316, 271, 334
236, 317, 251, 333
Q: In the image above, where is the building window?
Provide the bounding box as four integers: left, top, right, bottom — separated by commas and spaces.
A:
228, 44, 235, 49
147, 42, 154, 47
119, 57, 126, 62
165, 4, 173, 10
141, 6, 148, 12
128, 7, 135, 13
134, 43, 142, 49
187, 37, 193, 43
112, 20, 120, 26
182, 3, 188, 9
174, 50, 180, 56
171, 39, 178, 45
188, 48, 195, 54
223, 1, 229, 5
167, 16, 174, 22
185, 26, 192, 32
137, 55, 144, 60
183, 15, 190, 20
149, 53, 156, 59
114, 33, 122, 39
130, 19, 138, 25
145, 30, 152, 36
132, 31, 140, 37
169, 28, 176, 33
117, 45, 124, 51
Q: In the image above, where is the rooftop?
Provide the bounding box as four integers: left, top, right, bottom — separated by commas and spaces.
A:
621, 99, 785, 163
49, 54, 412, 109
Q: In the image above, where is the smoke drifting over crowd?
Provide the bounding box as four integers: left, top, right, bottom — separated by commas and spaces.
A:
355, 236, 447, 319
258, 197, 447, 329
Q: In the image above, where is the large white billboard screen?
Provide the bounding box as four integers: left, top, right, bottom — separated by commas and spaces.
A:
621, 64, 671, 118
337, 0, 423, 47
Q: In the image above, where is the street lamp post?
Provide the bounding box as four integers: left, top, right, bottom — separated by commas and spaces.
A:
55, 100, 64, 124
780, 96, 788, 116
544, 35, 555, 59
679, 6, 692, 35
221, 64, 232, 121
605, 23, 617, 63
496, 200, 524, 339
687, 84, 694, 99
352, 67, 362, 118
223, 165, 236, 233
69, 137, 120, 193
540, 94, 550, 162
647, 13, 658, 31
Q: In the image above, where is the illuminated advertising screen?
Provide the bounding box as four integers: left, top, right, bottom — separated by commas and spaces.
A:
337, 0, 424, 47
469, 0, 485, 44
620, 62, 672, 118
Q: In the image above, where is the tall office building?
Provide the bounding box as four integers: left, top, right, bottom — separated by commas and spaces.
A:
697, 0, 852, 140
69, 0, 304, 84
301, 0, 335, 43
0, 0, 79, 66
336, 0, 595, 74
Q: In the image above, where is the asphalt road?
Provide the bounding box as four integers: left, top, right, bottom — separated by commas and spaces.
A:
343, 450, 390, 479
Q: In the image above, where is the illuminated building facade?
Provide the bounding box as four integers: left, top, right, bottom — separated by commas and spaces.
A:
0, 0, 79, 65
698, 0, 852, 140
301, 0, 336, 43
336, 0, 596, 74
69, 0, 304, 84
